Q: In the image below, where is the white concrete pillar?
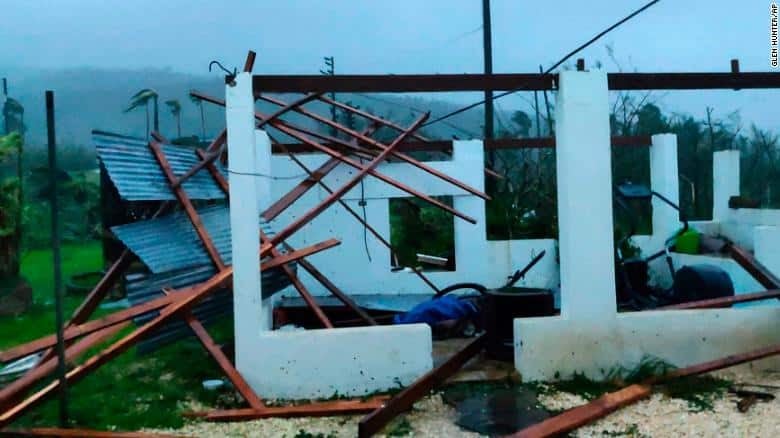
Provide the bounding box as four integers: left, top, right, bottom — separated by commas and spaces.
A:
713, 150, 740, 221
755, 226, 780, 279
554, 70, 616, 319
649, 134, 681, 241
452, 140, 488, 281
226, 73, 266, 372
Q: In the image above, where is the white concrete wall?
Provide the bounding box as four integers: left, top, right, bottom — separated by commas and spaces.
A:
244, 324, 432, 399
516, 306, 780, 381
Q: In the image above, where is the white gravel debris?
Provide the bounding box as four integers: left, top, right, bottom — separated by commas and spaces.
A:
149, 368, 780, 437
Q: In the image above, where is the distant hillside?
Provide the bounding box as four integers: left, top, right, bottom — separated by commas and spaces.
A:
3, 68, 516, 150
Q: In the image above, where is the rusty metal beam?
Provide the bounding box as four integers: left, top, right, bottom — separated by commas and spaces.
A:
0, 323, 128, 411
193, 396, 388, 422
290, 255, 377, 326
660, 288, 780, 310
260, 113, 430, 255
278, 144, 441, 296
168, 130, 227, 190
261, 124, 381, 222
256, 92, 324, 128
726, 244, 780, 289
0, 292, 192, 364
252, 72, 780, 93
509, 342, 780, 437
259, 94, 490, 201
184, 314, 265, 409
196, 149, 343, 329
0, 267, 233, 427
243, 51, 256, 73
272, 135, 653, 154
509, 384, 653, 438
149, 141, 226, 271
1, 428, 183, 437
358, 334, 486, 438
302, 95, 503, 179
191, 91, 476, 224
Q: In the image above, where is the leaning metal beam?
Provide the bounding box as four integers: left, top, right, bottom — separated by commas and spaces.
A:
252, 72, 780, 93
197, 149, 347, 328
358, 334, 487, 438
191, 91, 476, 224
0, 323, 129, 411
149, 141, 226, 271
510, 341, 780, 438
260, 113, 429, 255
0, 292, 192, 364
277, 143, 441, 296
0, 236, 340, 427
192, 395, 388, 422
184, 313, 265, 409
259, 94, 490, 201
309, 95, 499, 180
261, 123, 380, 222
660, 288, 780, 310
726, 243, 780, 289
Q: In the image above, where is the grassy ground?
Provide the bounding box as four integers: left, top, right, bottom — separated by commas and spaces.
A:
1, 242, 234, 431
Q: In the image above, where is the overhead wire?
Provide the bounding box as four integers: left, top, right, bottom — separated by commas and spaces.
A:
421, 0, 663, 128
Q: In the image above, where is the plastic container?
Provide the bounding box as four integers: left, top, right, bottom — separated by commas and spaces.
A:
675, 228, 700, 254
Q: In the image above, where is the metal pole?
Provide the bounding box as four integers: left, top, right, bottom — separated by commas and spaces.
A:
482, 0, 494, 142
46, 90, 68, 428
321, 56, 336, 137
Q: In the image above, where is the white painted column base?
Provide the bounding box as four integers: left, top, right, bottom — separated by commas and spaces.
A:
515, 306, 780, 381
242, 324, 433, 399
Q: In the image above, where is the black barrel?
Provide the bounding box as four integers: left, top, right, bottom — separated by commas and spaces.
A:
484, 287, 555, 361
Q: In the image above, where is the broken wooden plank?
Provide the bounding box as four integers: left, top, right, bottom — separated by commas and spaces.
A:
358, 334, 486, 438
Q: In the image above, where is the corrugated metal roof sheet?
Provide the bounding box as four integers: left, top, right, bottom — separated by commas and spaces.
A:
93, 130, 227, 201
111, 204, 279, 274
126, 265, 290, 355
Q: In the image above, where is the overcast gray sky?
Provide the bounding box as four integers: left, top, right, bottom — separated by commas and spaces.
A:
1, 0, 778, 128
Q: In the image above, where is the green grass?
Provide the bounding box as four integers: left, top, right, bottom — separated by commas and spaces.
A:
1, 242, 239, 431
1, 241, 104, 350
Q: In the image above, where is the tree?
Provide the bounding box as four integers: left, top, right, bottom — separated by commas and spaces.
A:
124, 89, 159, 138
0, 132, 22, 278
190, 94, 206, 140
165, 99, 182, 138
510, 110, 532, 137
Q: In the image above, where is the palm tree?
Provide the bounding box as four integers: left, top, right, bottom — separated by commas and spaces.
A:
190, 94, 206, 141
124, 89, 159, 138
165, 99, 182, 138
